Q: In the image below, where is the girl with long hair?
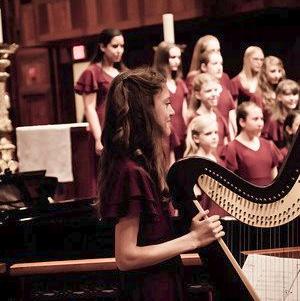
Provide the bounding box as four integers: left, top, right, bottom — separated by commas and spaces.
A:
187, 34, 234, 97
97, 67, 224, 300
263, 79, 299, 149
75, 28, 126, 154
153, 41, 188, 160
184, 115, 228, 217
74, 28, 126, 196
252, 56, 286, 116
231, 46, 264, 104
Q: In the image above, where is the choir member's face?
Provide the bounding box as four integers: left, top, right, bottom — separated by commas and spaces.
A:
196, 81, 222, 109
194, 122, 219, 150
154, 84, 174, 136
240, 106, 264, 136
101, 35, 124, 63
265, 64, 284, 85
168, 46, 181, 71
205, 39, 221, 53
202, 53, 223, 80
249, 50, 264, 73
278, 90, 299, 110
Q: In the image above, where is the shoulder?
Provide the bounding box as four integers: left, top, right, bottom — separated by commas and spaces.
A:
186, 70, 200, 81
119, 158, 149, 177
231, 75, 240, 83
176, 78, 188, 93
221, 72, 230, 83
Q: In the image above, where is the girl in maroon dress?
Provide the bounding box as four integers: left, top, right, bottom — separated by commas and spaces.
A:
153, 41, 188, 161
231, 46, 264, 105
97, 67, 224, 301
184, 115, 228, 217
187, 35, 235, 97
252, 56, 286, 119
263, 79, 299, 149
188, 73, 230, 154
74, 28, 126, 154
198, 51, 236, 127
221, 101, 282, 186
74, 28, 126, 196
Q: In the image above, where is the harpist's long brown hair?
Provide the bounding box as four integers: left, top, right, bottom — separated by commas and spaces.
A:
96, 67, 168, 217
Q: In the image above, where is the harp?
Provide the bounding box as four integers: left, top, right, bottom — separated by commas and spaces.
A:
167, 130, 300, 300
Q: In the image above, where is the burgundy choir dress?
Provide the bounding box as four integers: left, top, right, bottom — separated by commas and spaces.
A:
215, 110, 230, 155
220, 72, 237, 98
170, 79, 188, 160
221, 138, 283, 186
74, 64, 113, 197
262, 117, 285, 149
218, 85, 236, 122
231, 75, 261, 105
186, 71, 236, 123
101, 158, 187, 301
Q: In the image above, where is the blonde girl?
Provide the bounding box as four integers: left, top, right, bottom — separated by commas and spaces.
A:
184, 115, 219, 161
263, 79, 299, 148
253, 56, 286, 115
232, 46, 264, 104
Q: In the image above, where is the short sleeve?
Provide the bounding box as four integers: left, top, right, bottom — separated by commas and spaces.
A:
185, 71, 198, 95
74, 65, 103, 95
179, 79, 188, 96
100, 162, 159, 221
220, 142, 238, 172
269, 140, 284, 168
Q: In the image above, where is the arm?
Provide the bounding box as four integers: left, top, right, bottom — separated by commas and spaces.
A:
115, 211, 224, 271
228, 109, 237, 141
182, 97, 189, 126
83, 93, 103, 154
271, 166, 278, 180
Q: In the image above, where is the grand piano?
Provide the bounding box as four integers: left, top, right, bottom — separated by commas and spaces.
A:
0, 170, 118, 301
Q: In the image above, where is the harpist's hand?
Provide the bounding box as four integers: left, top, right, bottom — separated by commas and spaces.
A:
95, 139, 103, 155
189, 211, 225, 249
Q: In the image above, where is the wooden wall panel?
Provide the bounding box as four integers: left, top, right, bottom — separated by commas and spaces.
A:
33, 0, 84, 42
22, 94, 54, 125
15, 48, 55, 126
20, 4, 38, 46
17, 0, 300, 46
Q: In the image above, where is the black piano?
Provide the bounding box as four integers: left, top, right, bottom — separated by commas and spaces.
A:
0, 170, 118, 301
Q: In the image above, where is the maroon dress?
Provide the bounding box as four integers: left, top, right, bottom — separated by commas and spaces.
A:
74, 64, 114, 197
231, 75, 261, 105
220, 72, 237, 98
170, 79, 188, 159
101, 158, 186, 301
221, 138, 282, 186
74, 63, 113, 126
262, 117, 285, 149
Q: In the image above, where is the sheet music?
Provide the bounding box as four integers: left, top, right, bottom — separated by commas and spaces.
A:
242, 254, 300, 301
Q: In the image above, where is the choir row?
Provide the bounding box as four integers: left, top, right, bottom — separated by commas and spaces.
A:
74, 28, 299, 197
